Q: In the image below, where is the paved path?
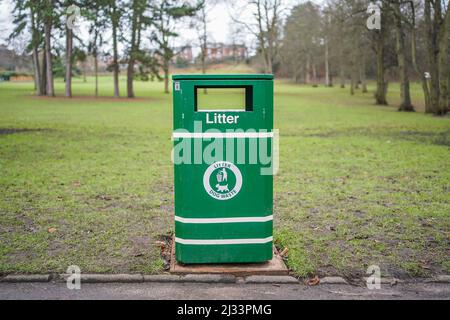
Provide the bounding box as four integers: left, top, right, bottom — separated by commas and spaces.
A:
0, 281, 449, 300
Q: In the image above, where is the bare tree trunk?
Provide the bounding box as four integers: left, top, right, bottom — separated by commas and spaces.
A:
422, 77, 431, 111
267, 54, 273, 74
350, 63, 355, 96
65, 27, 73, 98
295, 63, 303, 84
32, 53, 38, 91
127, 1, 138, 98
360, 52, 367, 93
305, 56, 310, 84
438, 8, 450, 114
339, 63, 345, 88
32, 50, 42, 95
324, 38, 330, 87
94, 52, 98, 97
41, 50, 47, 95
312, 63, 317, 86
164, 63, 169, 94
112, 4, 120, 98
200, 6, 207, 75
394, 1, 414, 111
201, 45, 207, 94
375, 29, 387, 105
199, 6, 207, 94
201, 49, 206, 74
448, 73, 450, 110
425, 0, 440, 113
338, 42, 345, 88
255, 0, 279, 74
408, 1, 431, 112
255, 0, 269, 73
30, 4, 42, 96
127, 59, 135, 98
44, 1, 54, 97
44, 27, 53, 96
350, 32, 357, 95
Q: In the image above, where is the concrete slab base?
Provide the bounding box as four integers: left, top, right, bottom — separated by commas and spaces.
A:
169, 239, 289, 276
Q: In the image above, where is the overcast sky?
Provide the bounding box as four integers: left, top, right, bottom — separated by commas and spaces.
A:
0, 0, 324, 54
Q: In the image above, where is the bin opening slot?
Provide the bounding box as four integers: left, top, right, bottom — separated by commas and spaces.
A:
194, 85, 253, 112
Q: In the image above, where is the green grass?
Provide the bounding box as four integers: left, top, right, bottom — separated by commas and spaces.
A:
0, 74, 449, 278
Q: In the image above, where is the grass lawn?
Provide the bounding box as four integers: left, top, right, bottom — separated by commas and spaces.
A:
0, 74, 449, 278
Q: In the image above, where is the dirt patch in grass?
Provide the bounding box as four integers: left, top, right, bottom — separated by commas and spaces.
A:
29, 95, 162, 103
0, 128, 52, 135
297, 127, 450, 147
398, 130, 450, 147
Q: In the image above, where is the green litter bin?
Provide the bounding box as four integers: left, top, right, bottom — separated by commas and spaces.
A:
172, 74, 274, 264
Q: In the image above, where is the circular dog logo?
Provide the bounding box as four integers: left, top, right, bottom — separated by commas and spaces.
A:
203, 161, 242, 200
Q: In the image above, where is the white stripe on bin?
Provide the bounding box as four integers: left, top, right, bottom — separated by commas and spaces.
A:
175, 236, 273, 245
174, 215, 273, 224
172, 132, 273, 139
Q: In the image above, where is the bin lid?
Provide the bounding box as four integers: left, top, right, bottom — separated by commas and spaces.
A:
172, 74, 273, 81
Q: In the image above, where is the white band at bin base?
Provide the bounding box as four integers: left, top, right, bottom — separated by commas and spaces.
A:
175, 236, 273, 245
174, 215, 273, 224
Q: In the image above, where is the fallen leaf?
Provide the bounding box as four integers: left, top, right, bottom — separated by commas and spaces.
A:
48, 227, 57, 233
155, 241, 166, 253
306, 275, 320, 286
95, 194, 112, 201
279, 247, 289, 257
155, 241, 165, 247
72, 181, 81, 187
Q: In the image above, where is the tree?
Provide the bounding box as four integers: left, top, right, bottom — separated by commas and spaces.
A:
86, 1, 107, 97
360, 47, 368, 93
196, 3, 208, 75
126, 0, 151, 98
405, 0, 432, 112
9, 0, 45, 95
281, 2, 322, 83
374, 2, 388, 105
105, 0, 122, 98
64, 2, 76, 97
30, 1, 44, 95
74, 48, 87, 82
438, 4, 450, 113
43, 0, 55, 97
346, 0, 366, 96
8, 1, 38, 96
328, 0, 350, 89
390, 0, 414, 111
435, 0, 450, 114
418, 0, 449, 115
323, 9, 332, 87
231, 0, 282, 74
151, 0, 200, 94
